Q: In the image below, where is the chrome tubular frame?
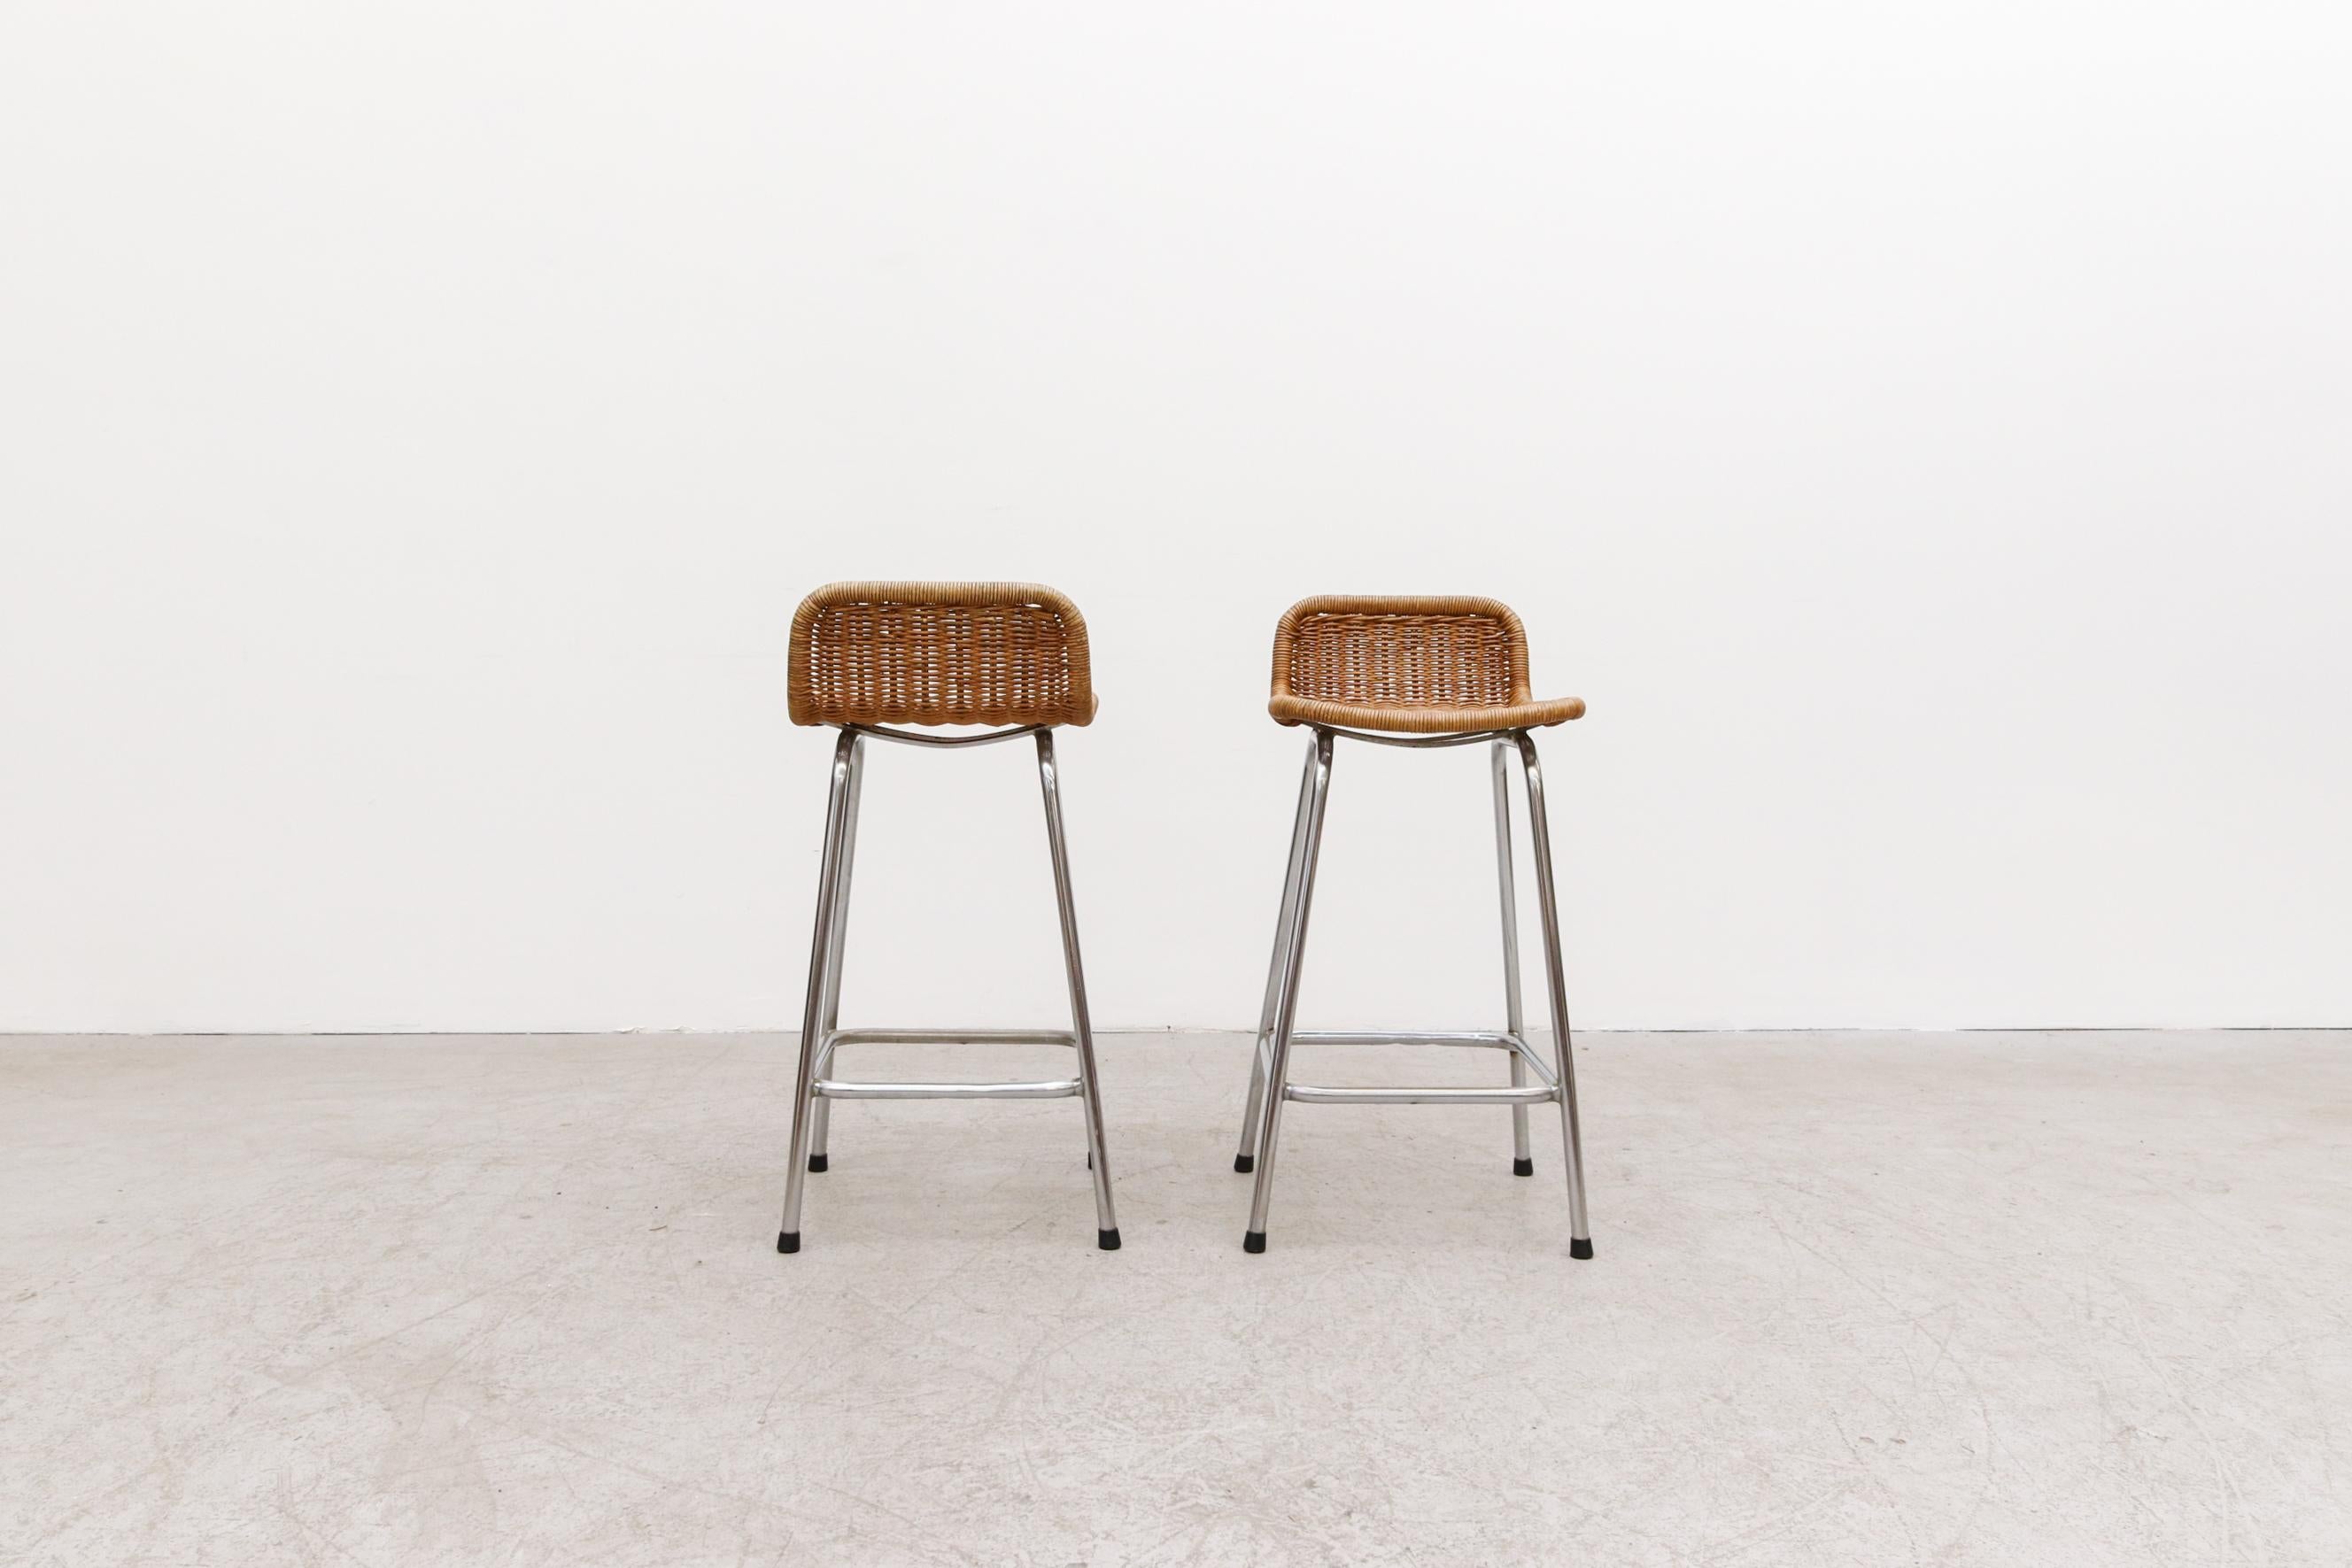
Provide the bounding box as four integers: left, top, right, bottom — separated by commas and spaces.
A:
778, 723, 1120, 1255
1238, 723, 1592, 1258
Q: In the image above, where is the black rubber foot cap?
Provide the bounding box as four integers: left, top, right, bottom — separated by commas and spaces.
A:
1085, 1151, 1092, 1169
1243, 1231, 1266, 1254
1234, 1154, 1255, 1173
1098, 1228, 1120, 1251
806, 1153, 828, 1173
1513, 1157, 1535, 1177
1570, 1237, 1594, 1260
777, 1232, 801, 1255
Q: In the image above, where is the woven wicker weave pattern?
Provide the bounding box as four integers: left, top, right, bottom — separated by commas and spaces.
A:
788, 582, 1096, 728
1268, 595, 1584, 734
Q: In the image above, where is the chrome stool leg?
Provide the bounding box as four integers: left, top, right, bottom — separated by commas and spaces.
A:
1235, 736, 1323, 1174
1036, 731, 1120, 1249
1491, 739, 1535, 1177
1243, 729, 1335, 1253
1516, 730, 1592, 1258
806, 732, 866, 1174
778, 730, 857, 1255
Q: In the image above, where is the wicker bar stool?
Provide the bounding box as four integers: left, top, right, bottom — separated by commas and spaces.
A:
776, 582, 1119, 1254
1235, 595, 1593, 1256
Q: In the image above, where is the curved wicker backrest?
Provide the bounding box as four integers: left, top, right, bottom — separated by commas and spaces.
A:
1271, 595, 1532, 712
788, 582, 1096, 728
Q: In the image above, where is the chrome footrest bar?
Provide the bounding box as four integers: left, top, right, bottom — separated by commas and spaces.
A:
815, 1027, 1077, 1078
1296, 1030, 1520, 1048
1249, 1029, 1560, 1093
1507, 1035, 1560, 1090
1283, 1083, 1563, 1107
824, 1028, 1079, 1047
815, 1078, 1081, 1101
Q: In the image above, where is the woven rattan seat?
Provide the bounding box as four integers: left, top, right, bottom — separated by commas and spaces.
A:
789, 582, 1097, 729
1267, 595, 1584, 735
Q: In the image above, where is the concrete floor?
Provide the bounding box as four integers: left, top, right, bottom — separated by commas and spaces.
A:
3, 1031, 2348, 1566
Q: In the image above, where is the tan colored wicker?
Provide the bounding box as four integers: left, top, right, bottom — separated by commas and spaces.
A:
1267, 595, 1585, 734
788, 582, 1097, 729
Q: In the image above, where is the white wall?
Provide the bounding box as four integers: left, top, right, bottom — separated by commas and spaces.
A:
4, 3, 2348, 1034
